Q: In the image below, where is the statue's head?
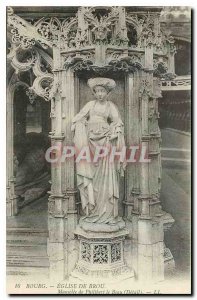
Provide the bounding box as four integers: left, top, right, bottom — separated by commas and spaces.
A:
88, 77, 116, 101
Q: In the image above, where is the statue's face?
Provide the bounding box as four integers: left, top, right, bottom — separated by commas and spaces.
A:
94, 85, 108, 101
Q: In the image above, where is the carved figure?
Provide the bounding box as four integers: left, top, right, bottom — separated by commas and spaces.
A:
72, 78, 126, 231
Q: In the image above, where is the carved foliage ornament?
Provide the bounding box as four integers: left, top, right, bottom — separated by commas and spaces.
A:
9, 47, 37, 74
139, 79, 153, 99
8, 6, 175, 55
83, 7, 120, 44
153, 58, 168, 77
6, 7, 157, 50
7, 8, 50, 50
8, 45, 54, 101
93, 245, 108, 264
7, 6, 175, 95
81, 242, 91, 262
63, 53, 143, 74
111, 242, 121, 263
126, 11, 176, 53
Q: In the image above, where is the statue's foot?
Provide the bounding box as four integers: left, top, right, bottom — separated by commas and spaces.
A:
79, 217, 125, 233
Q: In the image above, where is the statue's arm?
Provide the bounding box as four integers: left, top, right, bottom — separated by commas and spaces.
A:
71, 101, 94, 132
109, 102, 126, 174
109, 102, 124, 137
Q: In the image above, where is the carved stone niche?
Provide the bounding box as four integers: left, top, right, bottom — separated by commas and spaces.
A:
70, 68, 136, 282
72, 227, 134, 282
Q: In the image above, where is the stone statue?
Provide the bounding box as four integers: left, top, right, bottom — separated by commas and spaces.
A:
71, 78, 126, 232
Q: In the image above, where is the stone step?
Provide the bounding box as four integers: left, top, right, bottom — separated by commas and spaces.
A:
7, 228, 48, 254
7, 235, 47, 245
7, 227, 48, 237
7, 266, 49, 279
7, 227, 49, 277
7, 255, 49, 267
7, 243, 48, 257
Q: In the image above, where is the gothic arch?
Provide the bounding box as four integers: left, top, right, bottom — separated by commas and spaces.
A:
6, 46, 53, 216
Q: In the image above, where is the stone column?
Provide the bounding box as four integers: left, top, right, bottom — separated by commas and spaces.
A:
138, 218, 164, 282
61, 68, 78, 278
124, 71, 141, 274
124, 72, 140, 217
167, 43, 176, 74
47, 46, 66, 282
6, 77, 18, 216
139, 70, 152, 218
136, 45, 165, 282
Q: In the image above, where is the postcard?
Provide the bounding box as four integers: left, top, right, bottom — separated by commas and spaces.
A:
6, 5, 191, 294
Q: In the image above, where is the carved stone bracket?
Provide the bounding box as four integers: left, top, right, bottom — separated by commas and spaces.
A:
7, 46, 37, 74
153, 57, 168, 77
7, 44, 54, 101
108, 56, 143, 72
30, 74, 54, 101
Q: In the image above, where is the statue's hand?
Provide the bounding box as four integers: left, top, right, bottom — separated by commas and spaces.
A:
80, 118, 88, 125
109, 134, 118, 141
71, 123, 76, 132
71, 119, 87, 131
115, 127, 122, 133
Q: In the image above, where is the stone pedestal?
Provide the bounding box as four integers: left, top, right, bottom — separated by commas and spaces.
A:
137, 217, 164, 282
72, 227, 134, 282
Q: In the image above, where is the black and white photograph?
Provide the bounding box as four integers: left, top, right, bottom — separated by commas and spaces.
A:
5, 4, 191, 295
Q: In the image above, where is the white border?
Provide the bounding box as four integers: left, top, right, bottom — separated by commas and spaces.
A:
0, 1, 194, 298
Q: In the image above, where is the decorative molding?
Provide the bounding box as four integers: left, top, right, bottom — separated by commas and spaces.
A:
161, 75, 191, 91
72, 232, 134, 280
63, 54, 144, 74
